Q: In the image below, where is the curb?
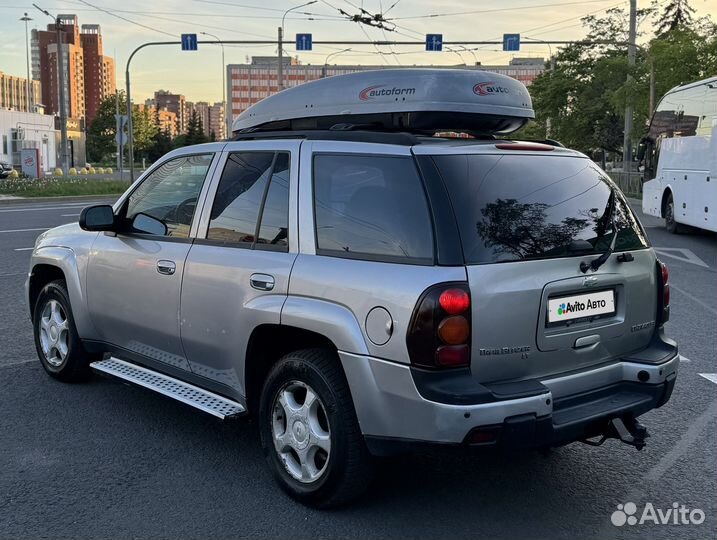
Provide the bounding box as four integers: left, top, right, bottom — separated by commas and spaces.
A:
0, 194, 120, 206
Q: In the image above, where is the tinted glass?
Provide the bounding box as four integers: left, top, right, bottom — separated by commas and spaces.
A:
126, 154, 213, 238
313, 154, 434, 264
433, 154, 649, 264
207, 152, 276, 245
650, 83, 717, 139
256, 153, 289, 249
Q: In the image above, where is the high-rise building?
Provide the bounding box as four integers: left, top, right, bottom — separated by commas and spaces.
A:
80, 24, 116, 124
208, 102, 225, 140
227, 57, 545, 130
0, 71, 41, 112
193, 101, 210, 135
153, 90, 187, 134
31, 15, 115, 124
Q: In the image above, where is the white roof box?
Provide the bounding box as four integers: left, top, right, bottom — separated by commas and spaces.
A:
232, 69, 534, 136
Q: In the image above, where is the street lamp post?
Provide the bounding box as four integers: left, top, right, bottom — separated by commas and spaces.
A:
278, 1, 316, 91
20, 13, 33, 113
322, 48, 351, 78
200, 32, 226, 139
33, 4, 69, 175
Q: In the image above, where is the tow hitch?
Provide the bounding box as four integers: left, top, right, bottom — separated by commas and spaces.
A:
581, 417, 650, 451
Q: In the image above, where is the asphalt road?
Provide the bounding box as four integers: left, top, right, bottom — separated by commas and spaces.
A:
0, 197, 715, 540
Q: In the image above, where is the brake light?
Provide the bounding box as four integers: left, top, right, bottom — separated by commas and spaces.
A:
657, 260, 670, 325
407, 283, 471, 369
495, 142, 555, 151
439, 289, 470, 315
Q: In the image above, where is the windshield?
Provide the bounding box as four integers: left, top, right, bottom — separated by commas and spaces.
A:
431, 154, 649, 264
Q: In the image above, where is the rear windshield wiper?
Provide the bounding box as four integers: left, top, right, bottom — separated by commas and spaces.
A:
580, 189, 619, 273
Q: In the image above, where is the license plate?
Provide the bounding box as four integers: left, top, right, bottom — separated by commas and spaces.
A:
547, 290, 615, 323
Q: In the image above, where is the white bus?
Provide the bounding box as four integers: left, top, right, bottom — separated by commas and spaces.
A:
641, 76, 717, 233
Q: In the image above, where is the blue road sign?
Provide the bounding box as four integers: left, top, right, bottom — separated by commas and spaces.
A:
426, 34, 443, 52
181, 33, 198, 51
296, 33, 313, 51
503, 33, 520, 52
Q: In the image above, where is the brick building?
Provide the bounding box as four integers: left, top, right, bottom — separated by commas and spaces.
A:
0, 71, 41, 112
31, 15, 115, 124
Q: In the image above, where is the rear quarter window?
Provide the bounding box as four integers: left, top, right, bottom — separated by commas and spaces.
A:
313, 153, 434, 265
431, 154, 649, 264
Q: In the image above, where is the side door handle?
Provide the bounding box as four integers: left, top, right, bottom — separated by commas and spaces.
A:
250, 273, 275, 291
157, 260, 176, 275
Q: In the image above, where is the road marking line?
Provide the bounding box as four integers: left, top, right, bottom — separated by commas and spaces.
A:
698, 373, 717, 385
644, 400, 717, 482
680, 355, 691, 363
653, 247, 710, 268
0, 204, 91, 213
61, 213, 80, 217
13, 247, 34, 251
0, 227, 47, 233
0, 272, 26, 278
671, 284, 717, 316
0, 359, 37, 368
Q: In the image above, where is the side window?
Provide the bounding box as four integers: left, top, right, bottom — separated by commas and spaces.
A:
207, 151, 289, 251
126, 154, 213, 238
313, 154, 434, 264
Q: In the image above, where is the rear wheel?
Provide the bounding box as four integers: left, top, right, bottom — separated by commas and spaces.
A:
33, 280, 101, 382
259, 348, 373, 508
665, 192, 687, 234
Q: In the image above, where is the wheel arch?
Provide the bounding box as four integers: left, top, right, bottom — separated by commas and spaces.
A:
28, 248, 95, 338
660, 186, 673, 218
244, 324, 342, 415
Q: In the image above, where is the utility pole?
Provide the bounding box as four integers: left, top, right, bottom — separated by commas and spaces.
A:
34, 5, 69, 174
649, 59, 656, 117
277, 26, 284, 92
20, 13, 33, 113
622, 0, 637, 172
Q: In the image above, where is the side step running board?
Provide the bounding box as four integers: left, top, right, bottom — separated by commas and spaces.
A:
91, 358, 245, 419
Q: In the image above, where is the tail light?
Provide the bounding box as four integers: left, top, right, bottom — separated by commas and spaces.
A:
407, 283, 471, 369
657, 260, 670, 325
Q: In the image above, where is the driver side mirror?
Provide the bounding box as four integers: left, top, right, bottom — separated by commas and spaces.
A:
79, 205, 115, 231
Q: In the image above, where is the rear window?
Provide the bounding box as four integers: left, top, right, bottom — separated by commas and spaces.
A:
432, 154, 649, 264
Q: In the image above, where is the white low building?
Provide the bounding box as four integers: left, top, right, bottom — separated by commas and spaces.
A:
0, 109, 58, 173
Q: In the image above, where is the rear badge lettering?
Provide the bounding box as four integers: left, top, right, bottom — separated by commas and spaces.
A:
479, 346, 531, 356
631, 321, 655, 332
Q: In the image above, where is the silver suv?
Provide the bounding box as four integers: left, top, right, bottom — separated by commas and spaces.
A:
27, 75, 678, 509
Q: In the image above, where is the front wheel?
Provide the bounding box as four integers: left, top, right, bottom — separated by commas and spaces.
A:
259, 349, 373, 508
33, 280, 101, 382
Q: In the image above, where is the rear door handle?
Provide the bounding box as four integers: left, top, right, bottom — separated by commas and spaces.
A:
250, 273, 275, 291
157, 260, 176, 275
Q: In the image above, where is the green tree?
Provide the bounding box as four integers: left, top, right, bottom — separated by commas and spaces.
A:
148, 129, 173, 162
516, 1, 715, 157
183, 110, 208, 146
86, 91, 158, 163
656, 0, 696, 36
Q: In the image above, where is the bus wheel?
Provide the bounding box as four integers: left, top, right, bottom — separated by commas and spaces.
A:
665, 193, 687, 234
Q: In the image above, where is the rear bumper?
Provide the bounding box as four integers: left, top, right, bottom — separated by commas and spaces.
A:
340, 333, 678, 455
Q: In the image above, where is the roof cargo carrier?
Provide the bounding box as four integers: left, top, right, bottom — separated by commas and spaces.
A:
231, 69, 535, 136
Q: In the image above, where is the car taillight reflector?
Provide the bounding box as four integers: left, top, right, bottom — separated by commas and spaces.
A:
661, 262, 669, 285
407, 283, 471, 369
437, 316, 470, 345
436, 345, 470, 367
439, 288, 470, 315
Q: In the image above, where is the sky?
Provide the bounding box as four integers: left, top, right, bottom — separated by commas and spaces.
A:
1, 0, 715, 104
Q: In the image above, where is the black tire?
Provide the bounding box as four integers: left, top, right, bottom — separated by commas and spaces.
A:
259, 348, 374, 508
665, 192, 687, 234
33, 279, 101, 382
